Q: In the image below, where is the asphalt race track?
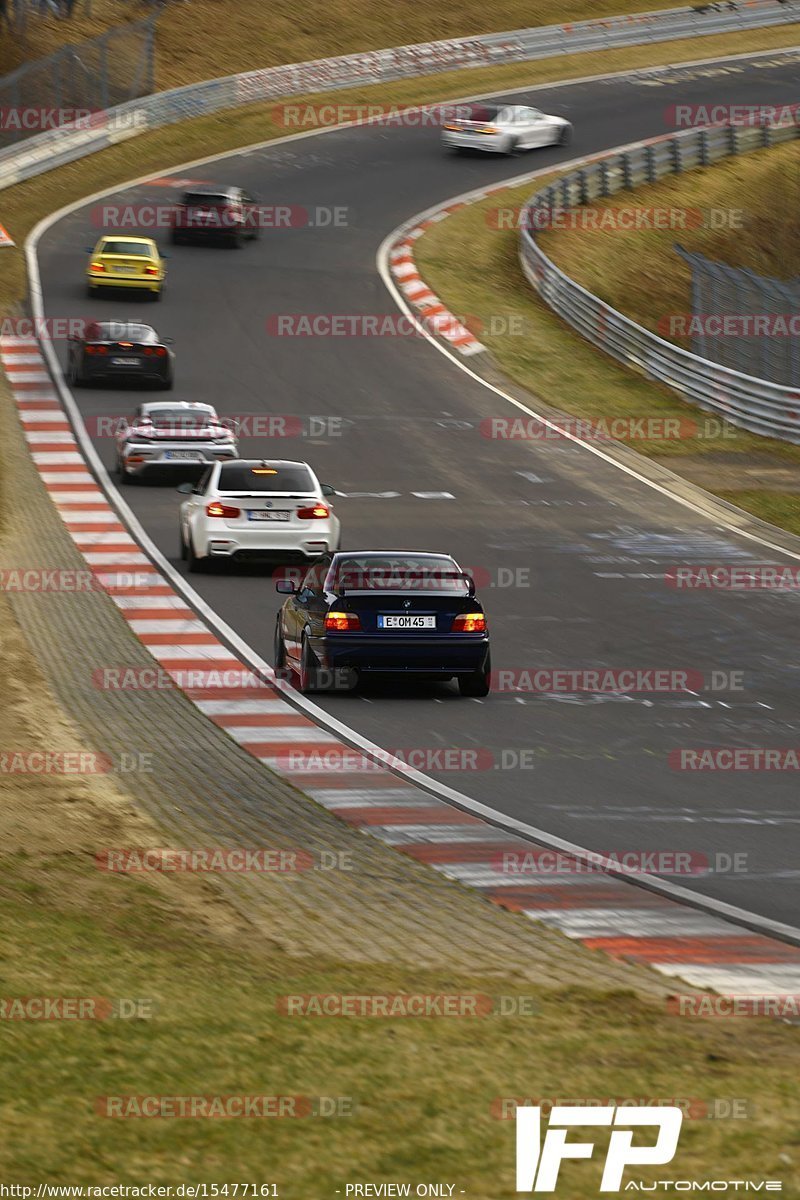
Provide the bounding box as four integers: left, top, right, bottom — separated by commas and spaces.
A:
36, 51, 800, 929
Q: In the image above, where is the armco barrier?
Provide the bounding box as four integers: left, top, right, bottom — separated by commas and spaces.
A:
0, 0, 797, 190
519, 121, 800, 443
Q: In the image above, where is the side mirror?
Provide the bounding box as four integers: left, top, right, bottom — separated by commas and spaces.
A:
163, 337, 175, 345
85, 246, 95, 253
176, 482, 194, 494
275, 579, 296, 594
464, 574, 476, 596
321, 483, 336, 497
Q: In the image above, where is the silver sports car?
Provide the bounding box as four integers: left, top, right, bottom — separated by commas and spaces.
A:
442, 103, 572, 155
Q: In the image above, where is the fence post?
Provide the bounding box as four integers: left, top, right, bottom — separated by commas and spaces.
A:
645, 144, 656, 184
699, 129, 709, 166
622, 149, 633, 189
671, 136, 681, 173
729, 125, 739, 155
98, 32, 110, 111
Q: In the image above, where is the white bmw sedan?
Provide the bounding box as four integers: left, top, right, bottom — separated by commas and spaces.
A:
178, 459, 340, 572
441, 103, 571, 155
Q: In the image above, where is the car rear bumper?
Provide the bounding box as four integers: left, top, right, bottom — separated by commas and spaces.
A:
315, 633, 490, 677
83, 360, 170, 383
88, 274, 163, 290
122, 445, 237, 473
200, 523, 337, 560
441, 132, 508, 153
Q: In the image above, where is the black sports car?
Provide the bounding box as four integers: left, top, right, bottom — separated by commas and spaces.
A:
274, 551, 491, 696
67, 321, 174, 388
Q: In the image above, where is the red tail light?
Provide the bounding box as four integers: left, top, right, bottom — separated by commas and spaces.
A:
452, 612, 486, 633
206, 501, 241, 518
89, 263, 106, 273
144, 265, 160, 276
296, 504, 330, 520
85, 345, 108, 355
154, 346, 167, 357
325, 611, 361, 632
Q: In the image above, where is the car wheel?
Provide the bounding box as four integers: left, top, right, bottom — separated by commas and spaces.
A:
150, 289, 162, 302
186, 535, 207, 573
170, 229, 181, 245
87, 284, 99, 298
229, 231, 244, 249
297, 635, 320, 694
558, 124, 572, 145
458, 652, 491, 698
67, 358, 83, 387
160, 371, 174, 391
505, 136, 520, 157
179, 524, 188, 560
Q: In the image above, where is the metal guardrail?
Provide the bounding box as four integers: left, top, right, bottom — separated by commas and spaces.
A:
519, 120, 800, 443
0, 0, 797, 187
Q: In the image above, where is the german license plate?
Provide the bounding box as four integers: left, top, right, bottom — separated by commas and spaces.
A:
112, 357, 139, 366
113, 266, 137, 273
378, 614, 436, 629
248, 510, 289, 521
164, 450, 202, 460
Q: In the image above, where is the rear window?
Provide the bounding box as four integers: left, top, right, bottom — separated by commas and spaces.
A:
464, 103, 500, 122
218, 464, 315, 493
181, 192, 235, 207
331, 555, 467, 593
100, 241, 151, 256
95, 322, 157, 343
145, 408, 215, 430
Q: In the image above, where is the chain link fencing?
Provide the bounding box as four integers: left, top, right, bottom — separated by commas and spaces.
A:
675, 244, 800, 387
0, 14, 156, 149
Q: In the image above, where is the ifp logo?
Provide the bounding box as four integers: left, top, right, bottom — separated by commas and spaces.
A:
516, 1105, 683, 1192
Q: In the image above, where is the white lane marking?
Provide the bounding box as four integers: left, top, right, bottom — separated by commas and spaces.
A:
60, 509, 122, 523
31, 452, 84, 465
25, 52, 800, 954
40, 471, 95, 484
195, 699, 288, 716
526, 908, 753, 938
224, 726, 340, 744
148, 644, 236, 661
309, 789, 441, 808
112, 595, 194, 610
651, 964, 800, 995
127, 618, 210, 635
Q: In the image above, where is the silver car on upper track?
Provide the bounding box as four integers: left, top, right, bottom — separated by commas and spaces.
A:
441, 103, 572, 155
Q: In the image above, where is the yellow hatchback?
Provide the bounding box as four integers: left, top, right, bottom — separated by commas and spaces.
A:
87, 236, 166, 300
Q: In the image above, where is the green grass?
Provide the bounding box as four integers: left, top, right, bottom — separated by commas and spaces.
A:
2, 855, 800, 1189
540, 141, 800, 346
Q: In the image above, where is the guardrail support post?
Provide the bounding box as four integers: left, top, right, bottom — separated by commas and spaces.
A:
645, 144, 656, 183
729, 125, 739, 155
699, 129, 709, 166
671, 138, 682, 173
599, 160, 609, 196
622, 150, 633, 190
